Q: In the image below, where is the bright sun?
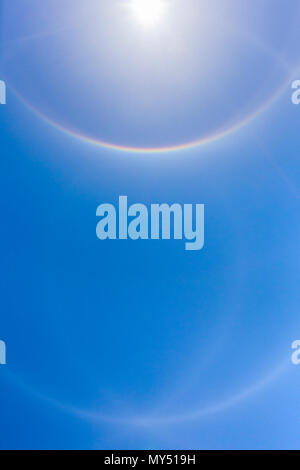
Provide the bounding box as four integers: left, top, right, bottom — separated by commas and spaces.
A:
130, 0, 166, 27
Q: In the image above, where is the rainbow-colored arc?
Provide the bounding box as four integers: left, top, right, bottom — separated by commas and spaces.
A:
10, 72, 293, 155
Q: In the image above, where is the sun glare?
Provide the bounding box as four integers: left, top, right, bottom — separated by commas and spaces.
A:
130, 0, 166, 27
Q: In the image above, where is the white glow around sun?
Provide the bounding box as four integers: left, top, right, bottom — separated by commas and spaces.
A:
130, 0, 166, 27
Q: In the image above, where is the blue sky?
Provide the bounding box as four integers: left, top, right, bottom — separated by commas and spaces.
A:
0, 0, 300, 450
